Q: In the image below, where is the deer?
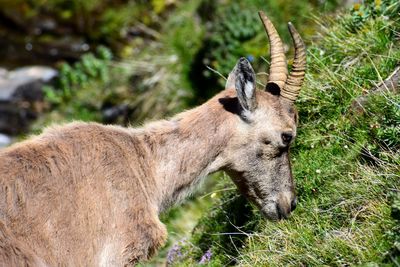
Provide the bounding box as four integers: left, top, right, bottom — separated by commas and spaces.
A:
0, 11, 306, 266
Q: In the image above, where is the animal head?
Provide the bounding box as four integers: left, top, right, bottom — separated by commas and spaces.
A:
221, 12, 306, 220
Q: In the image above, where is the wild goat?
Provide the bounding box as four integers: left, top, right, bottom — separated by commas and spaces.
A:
0, 11, 306, 266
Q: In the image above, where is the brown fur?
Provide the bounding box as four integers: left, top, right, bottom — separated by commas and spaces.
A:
0, 62, 299, 265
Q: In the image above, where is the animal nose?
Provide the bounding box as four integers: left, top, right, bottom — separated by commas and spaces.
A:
281, 132, 293, 145
275, 193, 297, 220
290, 196, 297, 212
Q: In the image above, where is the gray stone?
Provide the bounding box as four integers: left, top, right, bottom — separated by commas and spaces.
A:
0, 68, 7, 78
350, 66, 399, 115
9, 66, 58, 83
0, 133, 12, 148
0, 66, 57, 100
0, 65, 58, 135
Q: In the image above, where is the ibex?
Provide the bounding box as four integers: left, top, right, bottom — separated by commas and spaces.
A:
0, 12, 306, 266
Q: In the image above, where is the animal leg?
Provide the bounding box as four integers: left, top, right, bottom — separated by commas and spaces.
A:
122, 214, 167, 266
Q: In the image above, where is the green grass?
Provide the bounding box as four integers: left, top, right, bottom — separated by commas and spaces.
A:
168, 1, 400, 266
24, 1, 399, 266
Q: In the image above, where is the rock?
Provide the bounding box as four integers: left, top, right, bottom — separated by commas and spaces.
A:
0, 66, 58, 135
9, 66, 57, 83
0, 133, 12, 148
102, 104, 130, 124
36, 18, 57, 32
0, 100, 36, 135
0, 68, 7, 78
350, 66, 399, 115
13, 80, 45, 102
0, 66, 57, 100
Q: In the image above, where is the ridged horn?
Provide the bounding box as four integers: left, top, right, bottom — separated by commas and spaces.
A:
258, 11, 288, 90
282, 22, 306, 102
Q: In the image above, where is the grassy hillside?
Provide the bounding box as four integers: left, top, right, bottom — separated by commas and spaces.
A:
165, 1, 400, 266
16, 0, 398, 266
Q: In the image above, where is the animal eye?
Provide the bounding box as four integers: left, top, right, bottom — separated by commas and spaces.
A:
262, 138, 271, 145
281, 132, 293, 145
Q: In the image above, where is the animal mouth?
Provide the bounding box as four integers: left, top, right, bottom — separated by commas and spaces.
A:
260, 202, 290, 221
276, 202, 290, 220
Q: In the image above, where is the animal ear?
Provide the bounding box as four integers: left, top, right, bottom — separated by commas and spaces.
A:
225, 57, 257, 113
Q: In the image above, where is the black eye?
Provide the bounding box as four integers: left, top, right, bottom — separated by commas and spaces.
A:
263, 139, 271, 145
281, 132, 293, 145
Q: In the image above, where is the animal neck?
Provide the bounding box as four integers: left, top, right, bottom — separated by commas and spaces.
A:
140, 89, 236, 212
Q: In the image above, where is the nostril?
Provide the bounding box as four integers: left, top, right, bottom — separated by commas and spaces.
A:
290, 197, 297, 212
275, 202, 283, 220
281, 132, 293, 144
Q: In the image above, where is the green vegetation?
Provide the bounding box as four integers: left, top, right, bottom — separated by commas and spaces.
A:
189, 0, 339, 102
0, 0, 174, 52
169, 1, 400, 266
31, 0, 339, 127
7, 0, 399, 266
33, 1, 206, 130
40, 46, 112, 121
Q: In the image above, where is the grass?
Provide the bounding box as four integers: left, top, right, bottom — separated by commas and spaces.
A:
168, 1, 400, 266
23, 1, 399, 266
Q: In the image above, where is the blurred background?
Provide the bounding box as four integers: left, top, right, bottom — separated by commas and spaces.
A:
0, 0, 341, 141
2, 1, 400, 266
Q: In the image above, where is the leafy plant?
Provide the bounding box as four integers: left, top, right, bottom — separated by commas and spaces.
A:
345, 0, 400, 32
44, 46, 112, 105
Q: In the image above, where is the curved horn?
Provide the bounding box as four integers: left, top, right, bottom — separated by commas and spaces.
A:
282, 22, 307, 102
258, 11, 288, 90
